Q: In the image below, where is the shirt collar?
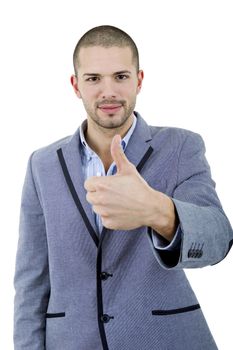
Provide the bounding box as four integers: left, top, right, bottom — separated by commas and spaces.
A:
79, 113, 137, 159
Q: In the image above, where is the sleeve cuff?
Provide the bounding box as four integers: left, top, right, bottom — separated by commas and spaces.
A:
151, 224, 182, 251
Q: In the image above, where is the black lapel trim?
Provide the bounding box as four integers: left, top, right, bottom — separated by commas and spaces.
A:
57, 148, 99, 247
136, 146, 153, 172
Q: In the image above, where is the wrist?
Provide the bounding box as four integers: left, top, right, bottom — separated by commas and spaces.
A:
145, 188, 178, 242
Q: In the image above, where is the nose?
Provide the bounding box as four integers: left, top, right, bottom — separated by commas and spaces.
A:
100, 77, 117, 99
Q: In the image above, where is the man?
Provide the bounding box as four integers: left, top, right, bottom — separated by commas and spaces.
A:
14, 25, 233, 349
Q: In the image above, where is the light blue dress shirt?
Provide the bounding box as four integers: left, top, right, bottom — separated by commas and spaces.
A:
79, 112, 181, 250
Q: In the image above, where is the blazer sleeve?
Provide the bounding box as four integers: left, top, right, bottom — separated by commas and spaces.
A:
147, 131, 233, 269
14, 152, 50, 349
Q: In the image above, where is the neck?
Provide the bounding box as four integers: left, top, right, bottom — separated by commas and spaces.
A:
84, 114, 134, 159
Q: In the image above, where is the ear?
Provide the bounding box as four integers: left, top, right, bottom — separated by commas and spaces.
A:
136, 70, 144, 94
70, 74, 82, 99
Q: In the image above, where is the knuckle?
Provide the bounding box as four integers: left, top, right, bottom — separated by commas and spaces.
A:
102, 217, 111, 227
96, 183, 104, 191
84, 179, 90, 190
101, 209, 109, 217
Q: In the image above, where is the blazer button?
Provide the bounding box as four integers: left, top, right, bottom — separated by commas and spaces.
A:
100, 272, 113, 280
101, 314, 114, 323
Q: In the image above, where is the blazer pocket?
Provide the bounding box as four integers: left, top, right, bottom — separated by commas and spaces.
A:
46, 312, 66, 318
152, 303, 200, 316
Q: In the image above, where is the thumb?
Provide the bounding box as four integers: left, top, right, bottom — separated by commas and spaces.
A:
111, 134, 134, 174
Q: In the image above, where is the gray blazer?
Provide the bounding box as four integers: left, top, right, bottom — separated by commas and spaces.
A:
14, 112, 233, 349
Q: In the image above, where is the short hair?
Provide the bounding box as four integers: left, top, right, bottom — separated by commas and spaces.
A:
73, 25, 139, 75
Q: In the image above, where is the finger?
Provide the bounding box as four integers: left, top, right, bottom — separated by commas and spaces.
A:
84, 176, 99, 192
86, 191, 100, 205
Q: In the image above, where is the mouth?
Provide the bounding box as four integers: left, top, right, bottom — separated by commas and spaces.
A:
98, 104, 122, 114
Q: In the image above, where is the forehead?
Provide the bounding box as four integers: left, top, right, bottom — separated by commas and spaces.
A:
78, 46, 135, 73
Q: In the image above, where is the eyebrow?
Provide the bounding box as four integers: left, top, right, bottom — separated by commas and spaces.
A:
82, 70, 132, 77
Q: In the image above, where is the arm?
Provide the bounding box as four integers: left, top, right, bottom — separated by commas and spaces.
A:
14, 153, 50, 349
147, 131, 233, 269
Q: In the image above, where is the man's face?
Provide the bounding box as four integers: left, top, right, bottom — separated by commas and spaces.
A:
71, 46, 144, 130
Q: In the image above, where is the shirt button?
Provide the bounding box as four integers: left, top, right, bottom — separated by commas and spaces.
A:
100, 272, 113, 280
101, 314, 114, 323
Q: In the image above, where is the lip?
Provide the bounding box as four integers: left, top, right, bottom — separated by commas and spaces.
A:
98, 105, 122, 113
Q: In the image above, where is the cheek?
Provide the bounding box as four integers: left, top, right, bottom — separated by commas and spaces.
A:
123, 82, 138, 96
80, 90, 96, 104
124, 88, 138, 102
114, 88, 127, 102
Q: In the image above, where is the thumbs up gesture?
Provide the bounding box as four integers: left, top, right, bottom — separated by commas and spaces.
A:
85, 134, 178, 238
84, 134, 153, 230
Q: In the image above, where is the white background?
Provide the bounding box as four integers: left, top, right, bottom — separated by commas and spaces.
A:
0, 0, 232, 349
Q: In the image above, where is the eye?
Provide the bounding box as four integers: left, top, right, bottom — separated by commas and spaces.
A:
116, 74, 129, 81
86, 76, 100, 82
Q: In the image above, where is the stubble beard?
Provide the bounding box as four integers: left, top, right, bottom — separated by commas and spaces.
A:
83, 100, 136, 130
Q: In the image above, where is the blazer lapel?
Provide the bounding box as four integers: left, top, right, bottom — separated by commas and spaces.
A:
57, 111, 154, 248
57, 127, 99, 246
123, 111, 153, 170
